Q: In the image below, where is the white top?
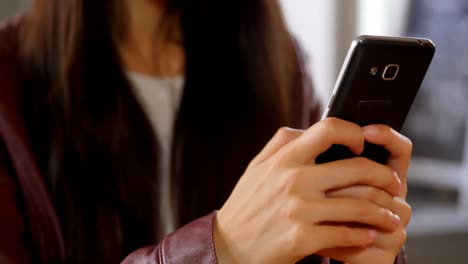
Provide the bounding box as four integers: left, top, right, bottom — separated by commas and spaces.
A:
127, 71, 185, 236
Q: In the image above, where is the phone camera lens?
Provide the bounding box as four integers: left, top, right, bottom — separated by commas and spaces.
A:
370, 67, 379, 76
382, 64, 399, 80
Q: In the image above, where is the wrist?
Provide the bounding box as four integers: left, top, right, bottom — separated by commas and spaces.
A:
213, 213, 237, 264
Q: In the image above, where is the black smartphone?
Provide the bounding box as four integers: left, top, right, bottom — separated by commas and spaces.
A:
316, 35, 436, 165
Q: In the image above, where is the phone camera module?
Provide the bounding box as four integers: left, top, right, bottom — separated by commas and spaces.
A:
382, 64, 399, 81
370, 67, 379, 76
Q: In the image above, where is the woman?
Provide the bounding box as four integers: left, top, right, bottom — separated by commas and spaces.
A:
0, 0, 411, 263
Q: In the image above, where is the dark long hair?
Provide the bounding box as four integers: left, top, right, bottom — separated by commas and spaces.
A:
20, 0, 299, 262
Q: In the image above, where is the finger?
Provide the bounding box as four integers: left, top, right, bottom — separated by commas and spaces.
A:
319, 246, 391, 264
295, 225, 377, 257
369, 228, 407, 253
250, 127, 304, 166
326, 187, 412, 227
326, 186, 395, 212
391, 197, 412, 227
285, 158, 401, 198
363, 125, 412, 197
277, 118, 365, 165
315, 158, 401, 197
312, 198, 401, 232
319, 230, 407, 264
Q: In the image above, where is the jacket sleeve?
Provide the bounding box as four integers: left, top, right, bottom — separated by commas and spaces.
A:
122, 212, 218, 264
0, 146, 29, 264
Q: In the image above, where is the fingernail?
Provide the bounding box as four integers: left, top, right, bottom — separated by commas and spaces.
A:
368, 229, 377, 240
393, 214, 401, 227
363, 126, 380, 136
394, 171, 403, 195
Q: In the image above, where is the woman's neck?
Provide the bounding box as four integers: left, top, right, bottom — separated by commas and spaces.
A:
114, 0, 185, 77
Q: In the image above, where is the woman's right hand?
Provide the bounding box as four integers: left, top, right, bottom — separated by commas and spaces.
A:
213, 118, 403, 264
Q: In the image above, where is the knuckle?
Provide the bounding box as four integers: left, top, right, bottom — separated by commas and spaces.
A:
365, 187, 381, 201
284, 200, 302, 221
404, 137, 413, 156
276, 127, 293, 141
318, 118, 339, 138
393, 129, 413, 155
324, 117, 341, 126
280, 168, 302, 195
374, 165, 400, 194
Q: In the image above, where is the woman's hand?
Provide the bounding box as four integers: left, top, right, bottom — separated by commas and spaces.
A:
213, 119, 403, 264
319, 125, 412, 264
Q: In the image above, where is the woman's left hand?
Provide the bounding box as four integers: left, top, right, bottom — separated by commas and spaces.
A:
318, 125, 412, 264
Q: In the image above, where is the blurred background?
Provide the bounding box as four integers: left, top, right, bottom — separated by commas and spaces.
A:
1, 0, 467, 263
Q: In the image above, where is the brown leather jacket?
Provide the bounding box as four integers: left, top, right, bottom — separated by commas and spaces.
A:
0, 16, 406, 264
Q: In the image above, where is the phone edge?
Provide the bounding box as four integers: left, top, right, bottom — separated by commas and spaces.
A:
321, 38, 361, 120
